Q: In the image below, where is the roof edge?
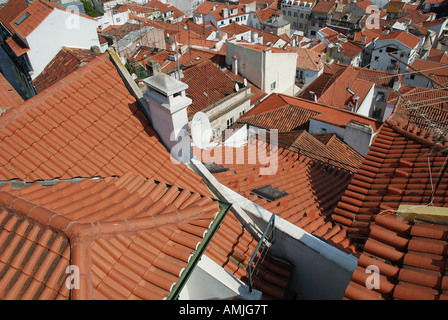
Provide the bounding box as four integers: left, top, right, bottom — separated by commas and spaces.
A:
386, 119, 448, 152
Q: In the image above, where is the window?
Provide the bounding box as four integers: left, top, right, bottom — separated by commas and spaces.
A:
294, 12, 297, 17
299, 23, 302, 28
300, 13, 303, 18
212, 128, 221, 140
271, 81, 276, 90
376, 92, 385, 102
293, 22, 297, 27
226, 117, 234, 128
386, 47, 398, 53
288, 11, 291, 16
283, 10, 286, 14
15, 12, 30, 26
410, 74, 415, 80
239, 110, 246, 117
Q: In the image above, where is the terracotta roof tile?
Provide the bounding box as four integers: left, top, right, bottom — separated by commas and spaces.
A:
300, 66, 375, 112
33, 47, 102, 93
0, 53, 211, 196
0, 0, 29, 33
332, 120, 448, 245
312, 0, 336, 13
377, 30, 421, 49
344, 212, 448, 300
241, 93, 381, 132
285, 47, 324, 71
0, 73, 23, 115
0, 172, 221, 299
277, 131, 364, 172
7, 0, 57, 39
193, 1, 218, 15
197, 137, 357, 253
180, 60, 237, 117
5, 35, 29, 57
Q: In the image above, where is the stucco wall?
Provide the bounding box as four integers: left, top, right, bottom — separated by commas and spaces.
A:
26, 9, 100, 79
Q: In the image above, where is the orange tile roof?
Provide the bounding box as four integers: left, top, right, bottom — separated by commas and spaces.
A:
332, 120, 448, 245
0, 0, 32, 34
408, 58, 448, 78
317, 69, 374, 112
33, 47, 102, 93
277, 130, 365, 172
300, 66, 377, 112
285, 47, 324, 71
10, 0, 57, 39
0, 73, 23, 114
343, 212, 448, 300
312, 0, 336, 13
247, 93, 381, 132
0, 172, 221, 299
353, 0, 375, 12
256, 7, 280, 21
194, 1, 218, 15
377, 30, 421, 49
196, 137, 357, 253
182, 60, 239, 118
239, 102, 320, 132
5, 35, 29, 57
0, 53, 211, 196
337, 40, 364, 59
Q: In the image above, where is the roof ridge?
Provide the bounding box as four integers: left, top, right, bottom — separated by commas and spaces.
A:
0, 181, 212, 243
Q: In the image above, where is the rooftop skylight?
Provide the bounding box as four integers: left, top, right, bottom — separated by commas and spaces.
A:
15, 12, 30, 27
251, 185, 288, 202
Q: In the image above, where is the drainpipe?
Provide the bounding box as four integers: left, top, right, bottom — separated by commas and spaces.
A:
168, 200, 232, 300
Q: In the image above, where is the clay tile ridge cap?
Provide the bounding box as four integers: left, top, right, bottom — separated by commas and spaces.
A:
0, 190, 210, 243
386, 119, 445, 151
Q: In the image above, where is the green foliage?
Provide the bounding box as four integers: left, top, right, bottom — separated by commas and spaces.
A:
80, 0, 102, 18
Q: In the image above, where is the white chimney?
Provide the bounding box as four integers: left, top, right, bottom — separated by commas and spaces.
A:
232, 55, 238, 75
143, 73, 192, 163
222, 8, 229, 18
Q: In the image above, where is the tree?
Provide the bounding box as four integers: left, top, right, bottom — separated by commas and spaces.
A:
80, 0, 102, 18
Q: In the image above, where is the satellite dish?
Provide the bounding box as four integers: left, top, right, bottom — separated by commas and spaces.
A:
243, 78, 247, 86
235, 83, 239, 92
191, 112, 212, 149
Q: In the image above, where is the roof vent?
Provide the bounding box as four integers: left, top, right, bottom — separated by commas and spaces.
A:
251, 185, 288, 202
203, 162, 230, 173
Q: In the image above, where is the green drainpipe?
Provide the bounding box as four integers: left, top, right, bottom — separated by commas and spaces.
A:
167, 199, 232, 300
